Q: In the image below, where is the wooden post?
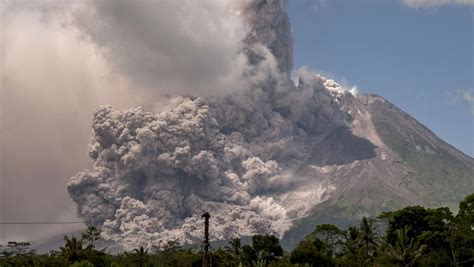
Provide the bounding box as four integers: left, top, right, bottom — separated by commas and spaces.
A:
202, 212, 210, 267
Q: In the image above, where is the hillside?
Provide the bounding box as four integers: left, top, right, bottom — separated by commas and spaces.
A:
282, 93, 474, 248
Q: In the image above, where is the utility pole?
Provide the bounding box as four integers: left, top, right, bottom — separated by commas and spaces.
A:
202, 212, 210, 267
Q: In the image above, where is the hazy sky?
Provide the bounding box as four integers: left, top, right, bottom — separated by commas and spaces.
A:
0, 0, 472, 243
289, 0, 474, 156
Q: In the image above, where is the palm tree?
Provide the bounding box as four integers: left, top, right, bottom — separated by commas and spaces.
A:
225, 237, 242, 257
60, 236, 84, 263
343, 226, 361, 255
358, 217, 379, 262
133, 246, 148, 267
81, 226, 101, 250
382, 227, 426, 267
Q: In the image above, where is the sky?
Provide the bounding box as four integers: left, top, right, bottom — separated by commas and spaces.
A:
0, 0, 473, 243
288, 0, 474, 157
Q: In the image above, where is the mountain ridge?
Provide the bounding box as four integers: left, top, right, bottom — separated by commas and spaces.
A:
281, 92, 474, 248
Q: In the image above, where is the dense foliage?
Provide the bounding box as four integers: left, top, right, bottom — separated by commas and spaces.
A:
1, 193, 473, 266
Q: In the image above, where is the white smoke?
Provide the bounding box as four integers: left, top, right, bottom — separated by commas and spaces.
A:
65, 0, 355, 249
0, 0, 147, 242
457, 89, 474, 116
70, 0, 249, 97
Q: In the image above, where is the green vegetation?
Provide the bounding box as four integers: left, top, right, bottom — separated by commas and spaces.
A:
1, 193, 473, 266
373, 118, 474, 209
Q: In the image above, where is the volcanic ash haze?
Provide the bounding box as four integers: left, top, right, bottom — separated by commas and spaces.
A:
68, 0, 343, 249
67, 0, 474, 250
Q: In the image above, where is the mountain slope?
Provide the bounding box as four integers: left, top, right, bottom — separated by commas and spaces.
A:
282, 93, 474, 249
369, 95, 474, 207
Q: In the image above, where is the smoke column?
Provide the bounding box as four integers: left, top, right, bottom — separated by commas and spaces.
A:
68, 0, 353, 249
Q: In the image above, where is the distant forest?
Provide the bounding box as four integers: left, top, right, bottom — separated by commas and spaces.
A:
1, 193, 473, 267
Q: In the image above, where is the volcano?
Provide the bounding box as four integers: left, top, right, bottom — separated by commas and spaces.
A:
67, 0, 474, 250
281, 92, 474, 248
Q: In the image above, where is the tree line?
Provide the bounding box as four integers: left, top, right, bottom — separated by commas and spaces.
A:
1, 193, 473, 266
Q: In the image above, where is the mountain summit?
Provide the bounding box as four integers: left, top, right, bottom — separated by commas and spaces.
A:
282, 92, 474, 248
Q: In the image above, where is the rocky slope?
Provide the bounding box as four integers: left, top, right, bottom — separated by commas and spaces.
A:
282, 93, 474, 248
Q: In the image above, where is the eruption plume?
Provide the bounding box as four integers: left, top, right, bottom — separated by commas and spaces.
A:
68, 0, 352, 249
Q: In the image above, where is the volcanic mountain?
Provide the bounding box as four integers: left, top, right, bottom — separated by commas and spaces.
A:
280, 92, 474, 248
67, 74, 474, 250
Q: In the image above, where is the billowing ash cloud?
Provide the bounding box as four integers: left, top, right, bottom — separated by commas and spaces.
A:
71, 0, 247, 96
68, 0, 353, 249
68, 100, 290, 248
70, 0, 296, 97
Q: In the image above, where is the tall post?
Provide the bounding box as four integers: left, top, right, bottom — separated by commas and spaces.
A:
202, 212, 210, 267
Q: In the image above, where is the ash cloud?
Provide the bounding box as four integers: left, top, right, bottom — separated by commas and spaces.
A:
1, 0, 353, 248
0, 1, 144, 242
69, 0, 296, 97
0, 0, 244, 242
68, 73, 351, 249
68, 0, 352, 249
71, 0, 248, 96
68, 101, 290, 249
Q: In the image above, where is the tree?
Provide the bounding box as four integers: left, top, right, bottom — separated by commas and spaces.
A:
338, 226, 364, 266
81, 226, 101, 249
6, 241, 34, 256
440, 193, 474, 266
155, 240, 181, 265
380, 226, 426, 267
133, 246, 149, 267
60, 236, 84, 264
224, 237, 243, 265
251, 235, 284, 264
358, 217, 379, 262
70, 260, 94, 267
290, 238, 332, 266
225, 237, 242, 258
0, 241, 36, 266
210, 248, 235, 267
380, 203, 472, 266
457, 193, 474, 222
380, 206, 431, 245
241, 244, 257, 266
308, 224, 345, 257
